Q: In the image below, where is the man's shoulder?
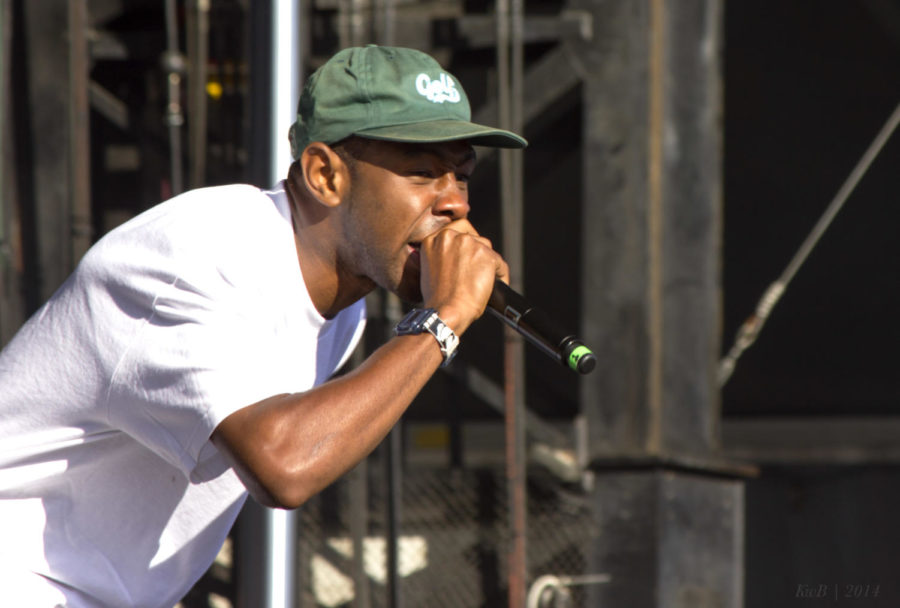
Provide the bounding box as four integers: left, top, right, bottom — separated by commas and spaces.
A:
80, 183, 291, 281
161, 183, 272, 217
100, 184, 278, 245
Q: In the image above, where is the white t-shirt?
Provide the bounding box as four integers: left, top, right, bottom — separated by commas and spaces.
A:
0, 183, 366, 607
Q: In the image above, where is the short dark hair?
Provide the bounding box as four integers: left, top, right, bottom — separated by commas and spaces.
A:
330, 136, 370, 173
286, 136, 370, 191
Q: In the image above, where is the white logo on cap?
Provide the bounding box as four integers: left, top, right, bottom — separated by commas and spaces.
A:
415, 73, 461, 104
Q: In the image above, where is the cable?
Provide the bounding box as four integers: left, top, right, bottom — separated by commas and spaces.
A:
719, 101, 900, 387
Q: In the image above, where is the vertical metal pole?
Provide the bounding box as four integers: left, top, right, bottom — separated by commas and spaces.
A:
0, 0, 8, 280
0, 0, 5, 241
386, 423, 402, 608
0, 0, 14, 343
186, 0, 210, 189
345, 317, 371, 608
374, 6, 401, 606
269, 0, 300, 187
383, 291, 403, 608
264, 2, 302, 607
235, 3, 271, 600
68, 0, 91, 266
339, 0, 367, 47
23, 2, 68, 304
349, 459, 371, 608
497, 0, 527, 606
375, 0, 396, 46
646, 0, 665, 453
163, 0, 184, 195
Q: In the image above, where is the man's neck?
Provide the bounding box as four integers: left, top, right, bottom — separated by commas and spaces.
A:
286, 181, 373, 319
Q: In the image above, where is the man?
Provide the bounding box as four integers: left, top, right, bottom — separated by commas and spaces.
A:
0, 45, 526, 607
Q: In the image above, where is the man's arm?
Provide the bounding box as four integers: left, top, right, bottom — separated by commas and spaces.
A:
212, 223, 506, 509
211, 329, 444, 508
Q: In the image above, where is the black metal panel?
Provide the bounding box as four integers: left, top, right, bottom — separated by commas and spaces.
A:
745, 465, 900, 607
572, 0, 655, 454
657, 0, 723, 455
572, 0, 724, 461
722, 0, 900, 417
587, 471, 744, 608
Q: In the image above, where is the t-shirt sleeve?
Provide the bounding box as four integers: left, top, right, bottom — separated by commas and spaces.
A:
93, 188, 308, 478
93, 186, 368, 480
104, 260, 286, 477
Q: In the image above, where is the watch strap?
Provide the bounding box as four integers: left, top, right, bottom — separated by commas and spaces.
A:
394, 308, 459, 367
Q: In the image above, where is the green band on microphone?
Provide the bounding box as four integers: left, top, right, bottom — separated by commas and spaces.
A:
568, 345, 593, 372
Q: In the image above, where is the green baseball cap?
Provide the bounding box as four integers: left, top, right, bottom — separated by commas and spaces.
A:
289, 45, 527, 159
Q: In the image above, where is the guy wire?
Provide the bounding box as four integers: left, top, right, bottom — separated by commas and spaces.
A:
719, 101, 900, 387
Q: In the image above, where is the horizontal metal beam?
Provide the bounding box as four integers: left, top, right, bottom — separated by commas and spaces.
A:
474, 44, 581, 126
405, 420, 585, 481
442, 363, 571, 450
89, 30, 128, 60
722, 417, 900, 465
435, 12, 592, 48
89, 29, 162, 61
89, 81, 129, 129
472, 44, 583, 162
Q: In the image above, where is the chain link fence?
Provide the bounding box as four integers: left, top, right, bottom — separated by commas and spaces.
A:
296, 445, 598, 608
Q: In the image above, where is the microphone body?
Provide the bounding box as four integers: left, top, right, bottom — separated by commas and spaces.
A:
487, 281, 596, 374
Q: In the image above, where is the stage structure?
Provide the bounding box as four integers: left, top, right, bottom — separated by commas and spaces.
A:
1, 0, 744, 606
5, 1, 900, 607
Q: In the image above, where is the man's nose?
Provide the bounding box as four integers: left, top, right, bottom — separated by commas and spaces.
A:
433, 174, 470, 219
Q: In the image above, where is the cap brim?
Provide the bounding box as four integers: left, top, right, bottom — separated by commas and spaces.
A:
353, 119, 527, 149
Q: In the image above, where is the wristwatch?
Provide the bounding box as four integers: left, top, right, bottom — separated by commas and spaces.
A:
394, 308, 459, 367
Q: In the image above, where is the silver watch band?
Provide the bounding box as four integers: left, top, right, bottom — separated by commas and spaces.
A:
394, 308, 459, 366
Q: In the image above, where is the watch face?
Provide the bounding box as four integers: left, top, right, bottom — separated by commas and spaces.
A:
397, 308, 434, 334
395, 308, 457, 366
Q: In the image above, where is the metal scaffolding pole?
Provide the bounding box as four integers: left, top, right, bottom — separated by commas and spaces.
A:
0, 0, 14, 344
68, 0, 91, 266
186, 0, 210, 189
339, 0, 369, 47
24, 1, 70, 305
497, 0, 526, 606
163, 0, 185, 195
377, 6, 403, 604
375, 0, 396, 49
267, 0, 303, 601
0, 2, 7, 266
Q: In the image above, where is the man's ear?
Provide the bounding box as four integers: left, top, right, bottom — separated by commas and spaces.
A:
299, 142, 350, 208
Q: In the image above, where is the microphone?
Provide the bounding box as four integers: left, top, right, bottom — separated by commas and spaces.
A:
487, 281, 596, 374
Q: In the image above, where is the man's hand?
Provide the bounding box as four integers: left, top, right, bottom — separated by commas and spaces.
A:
417, 219, 509, 336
